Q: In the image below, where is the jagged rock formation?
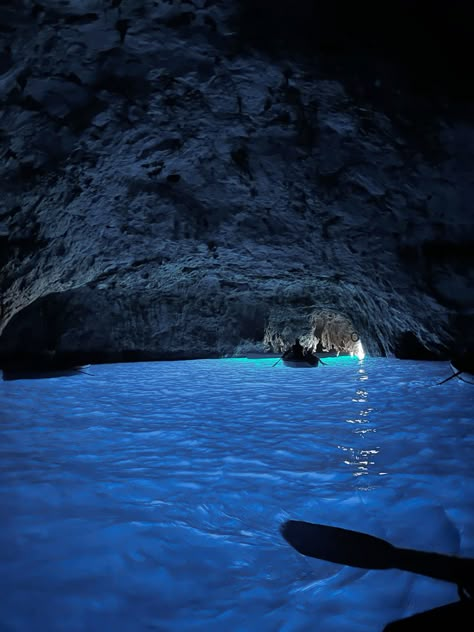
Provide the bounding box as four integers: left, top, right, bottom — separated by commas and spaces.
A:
1, 0, 473, 364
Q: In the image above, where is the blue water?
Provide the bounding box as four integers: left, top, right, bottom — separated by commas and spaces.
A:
1, 357, 473, 631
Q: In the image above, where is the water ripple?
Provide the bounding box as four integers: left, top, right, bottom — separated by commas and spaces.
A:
1, 357, 473, 631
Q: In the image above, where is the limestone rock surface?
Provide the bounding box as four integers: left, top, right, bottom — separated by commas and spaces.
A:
1, 0, 473, 363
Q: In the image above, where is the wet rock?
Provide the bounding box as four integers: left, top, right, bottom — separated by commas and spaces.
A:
0, 0, 473, 363
23, 77, 93, 119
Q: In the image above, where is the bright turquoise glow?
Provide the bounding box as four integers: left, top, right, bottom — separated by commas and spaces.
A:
225, 355, 360, 365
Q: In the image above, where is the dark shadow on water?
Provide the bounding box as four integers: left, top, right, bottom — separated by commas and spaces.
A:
281, 520, 474, 630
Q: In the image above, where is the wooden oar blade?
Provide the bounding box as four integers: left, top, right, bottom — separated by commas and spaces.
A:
281, 520, 396, 570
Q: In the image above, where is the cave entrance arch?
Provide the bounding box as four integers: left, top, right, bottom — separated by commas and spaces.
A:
264, 308, 364, 359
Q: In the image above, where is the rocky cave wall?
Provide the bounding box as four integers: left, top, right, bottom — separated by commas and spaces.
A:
0, 0, 473, 363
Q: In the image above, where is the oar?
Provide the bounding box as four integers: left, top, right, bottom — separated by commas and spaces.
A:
280, 520, 474, 588
438, 370, 463, 385
272, 357, 282, 367
77, 368, 94, 376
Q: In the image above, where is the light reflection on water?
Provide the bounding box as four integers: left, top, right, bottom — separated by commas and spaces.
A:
343, 371, 378, 481
0, 356, 473, 631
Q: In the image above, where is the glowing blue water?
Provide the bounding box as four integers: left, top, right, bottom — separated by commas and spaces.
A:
1, 357, 473, 631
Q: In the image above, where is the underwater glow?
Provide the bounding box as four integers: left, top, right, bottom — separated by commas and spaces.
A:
0, 357, 473, 631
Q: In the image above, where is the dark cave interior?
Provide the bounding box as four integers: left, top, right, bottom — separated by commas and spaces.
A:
235, 0, 474, 102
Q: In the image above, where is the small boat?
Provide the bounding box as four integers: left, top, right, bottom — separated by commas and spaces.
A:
246, 351, 349, 360
1, 352, 90, 381
282, 351, 320, 368
282, 359, 318, 368
278, 338, 325, 368
2, 366, 88, 381
438, 351, 474, 385
450, 354, 474, 385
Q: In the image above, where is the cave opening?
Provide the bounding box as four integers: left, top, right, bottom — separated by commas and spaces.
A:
308, 309, 365, 360
264, 308, 365, 360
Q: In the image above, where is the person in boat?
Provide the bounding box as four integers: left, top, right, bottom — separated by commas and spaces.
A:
291, 338, 305, 359
284, 338, 323, 366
